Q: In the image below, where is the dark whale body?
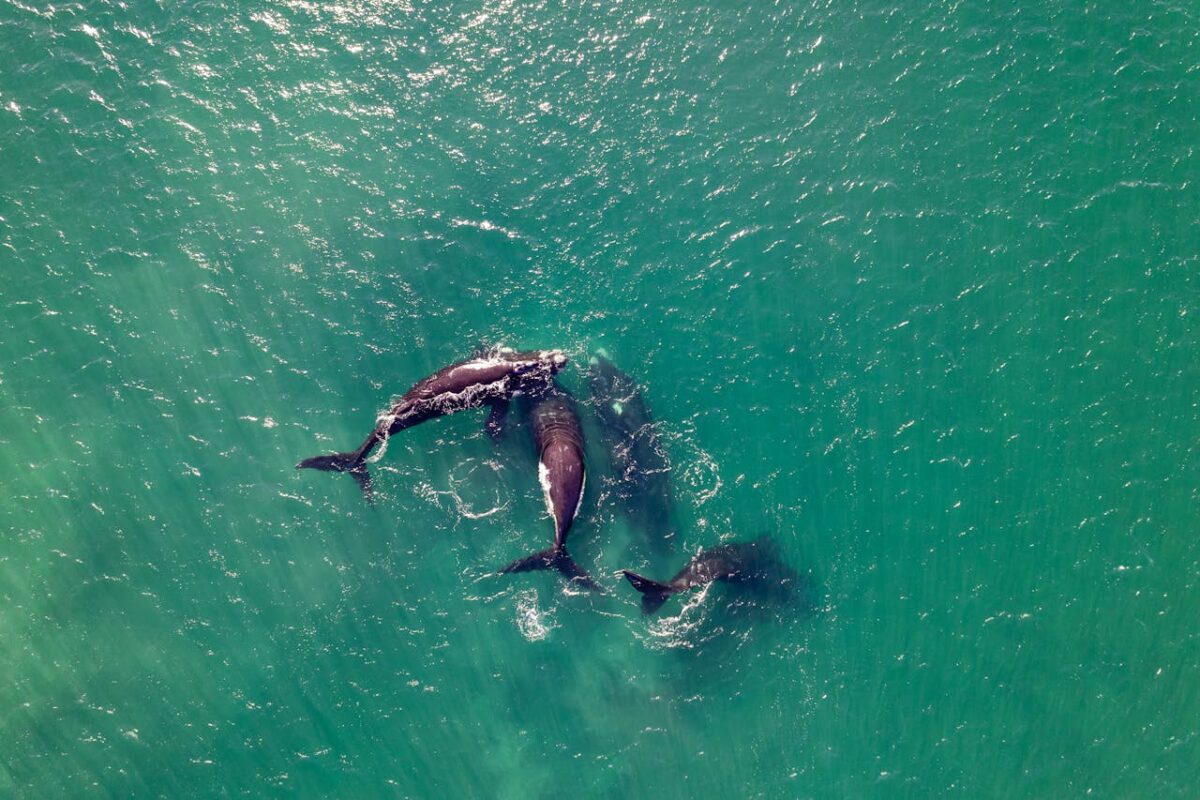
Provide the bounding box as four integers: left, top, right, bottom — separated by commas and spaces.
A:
297, 348, 567, 500
587, 352, 675, 552
499, 389, 598, 590
621, 537, 795, 614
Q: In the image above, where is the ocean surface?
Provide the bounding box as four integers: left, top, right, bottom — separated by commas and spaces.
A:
2, 1, 1198, 796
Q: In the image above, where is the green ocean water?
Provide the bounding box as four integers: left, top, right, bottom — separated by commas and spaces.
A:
2, 0, 1198, 796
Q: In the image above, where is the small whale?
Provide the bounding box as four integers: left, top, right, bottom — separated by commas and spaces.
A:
621, 537, 795, 614
500, 388, 599, 590
297, 347, 567, 500
588, 350, 675, 551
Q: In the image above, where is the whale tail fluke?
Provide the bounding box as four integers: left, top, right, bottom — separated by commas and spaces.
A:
500, 547, 600, 591
296, 451, 362, 472
552, 549, 600, 591
349, 465, 374, 504
296, 452, 374, 504
297, 431, 379, 476
499, 547, 556, 575
621, 570, 675, 614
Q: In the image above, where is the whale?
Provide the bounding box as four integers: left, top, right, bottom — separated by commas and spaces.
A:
621, 537, 795, 614
588, 350, 675, 552
499, 388, 599, 590
297, 347, 567, 499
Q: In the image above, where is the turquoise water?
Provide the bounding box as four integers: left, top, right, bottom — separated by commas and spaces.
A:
2, 0, 1198, 796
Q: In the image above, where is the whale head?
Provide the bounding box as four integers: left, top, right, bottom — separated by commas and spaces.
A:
507, 350, 568, 386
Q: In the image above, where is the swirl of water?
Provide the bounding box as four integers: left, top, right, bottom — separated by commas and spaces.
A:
514, 589, 556, 642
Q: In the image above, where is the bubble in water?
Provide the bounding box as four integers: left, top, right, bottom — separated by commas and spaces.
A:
420, 458, 510, 524
514, 589, 556, 642
665, 426, 722, 506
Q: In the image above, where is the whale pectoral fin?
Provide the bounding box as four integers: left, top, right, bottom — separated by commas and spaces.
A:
297, 451, 360, 472
485, 399, 510, 440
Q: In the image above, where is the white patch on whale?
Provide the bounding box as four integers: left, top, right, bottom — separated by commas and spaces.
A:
573, 471, 586, 522
431, 378, 511, 411
456, 357, 511, 371
538, 459, 555, 519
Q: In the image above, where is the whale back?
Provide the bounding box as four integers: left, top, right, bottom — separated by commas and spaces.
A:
671, 538, 787, 591
589, 353, 658, 474
409, 349, 565, 402
531, 393, 585, 548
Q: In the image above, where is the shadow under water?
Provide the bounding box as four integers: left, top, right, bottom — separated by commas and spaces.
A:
587, 350, 677, 557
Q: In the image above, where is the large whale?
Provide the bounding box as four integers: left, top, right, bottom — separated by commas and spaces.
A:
588, 350, 675, 552
297, 347, 567, 499
499, 389, 598, 590
621, 537, 795, 614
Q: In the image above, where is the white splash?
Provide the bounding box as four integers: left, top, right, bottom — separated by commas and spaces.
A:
643, 584, 712, 650
514, 589, 556, 641
679, 443, 722, 505
365, 421, 392, 464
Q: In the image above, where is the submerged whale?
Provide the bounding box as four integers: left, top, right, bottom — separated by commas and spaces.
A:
588, 351, 675, 551
297, 347, 567, 499
621, 537, 796, 614
500, 388, 599, 590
